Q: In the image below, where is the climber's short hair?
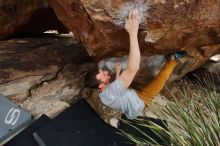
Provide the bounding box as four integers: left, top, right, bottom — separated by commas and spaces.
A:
85, 67, 100, 89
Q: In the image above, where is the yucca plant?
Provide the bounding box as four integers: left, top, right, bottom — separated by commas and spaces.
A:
120, 78, 220, 146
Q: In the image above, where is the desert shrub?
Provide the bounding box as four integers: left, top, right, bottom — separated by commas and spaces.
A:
121, 79, 220, 146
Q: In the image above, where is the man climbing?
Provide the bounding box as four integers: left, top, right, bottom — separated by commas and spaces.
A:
86, 10, 186, 119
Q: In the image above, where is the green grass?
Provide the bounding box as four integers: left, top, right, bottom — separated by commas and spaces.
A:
121, 79, 220, 146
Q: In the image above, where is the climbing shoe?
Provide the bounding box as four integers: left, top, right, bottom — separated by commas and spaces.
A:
165, 51, 187, 60
173, 51, 187, 59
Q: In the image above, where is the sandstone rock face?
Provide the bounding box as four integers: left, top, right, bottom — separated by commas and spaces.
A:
0, 35, 94, 118
0, 0, 68, 39
48, 0, 220, 78
0, 0, 219, 86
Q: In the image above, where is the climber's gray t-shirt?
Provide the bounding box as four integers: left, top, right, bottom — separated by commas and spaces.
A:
99, 79, 145, 119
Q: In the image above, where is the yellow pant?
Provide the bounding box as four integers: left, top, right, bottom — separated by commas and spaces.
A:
137, 59, 177, 107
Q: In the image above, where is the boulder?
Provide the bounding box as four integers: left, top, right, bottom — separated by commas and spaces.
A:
48, 0, 220, 78
0, 0, 219, 86
0, 34, 94, 118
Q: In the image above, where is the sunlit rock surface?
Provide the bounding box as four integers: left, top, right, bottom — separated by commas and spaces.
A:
0, 0, 220, 83
47, 0, 220, 79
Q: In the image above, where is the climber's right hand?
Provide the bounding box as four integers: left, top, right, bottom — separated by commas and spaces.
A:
125, 10, 139, 36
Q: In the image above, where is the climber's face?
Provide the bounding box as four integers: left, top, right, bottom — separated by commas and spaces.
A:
96, 69, 111, 84
96, 69, 111, 91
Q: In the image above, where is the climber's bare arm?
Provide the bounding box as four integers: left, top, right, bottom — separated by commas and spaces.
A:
119, 10, 140, 88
